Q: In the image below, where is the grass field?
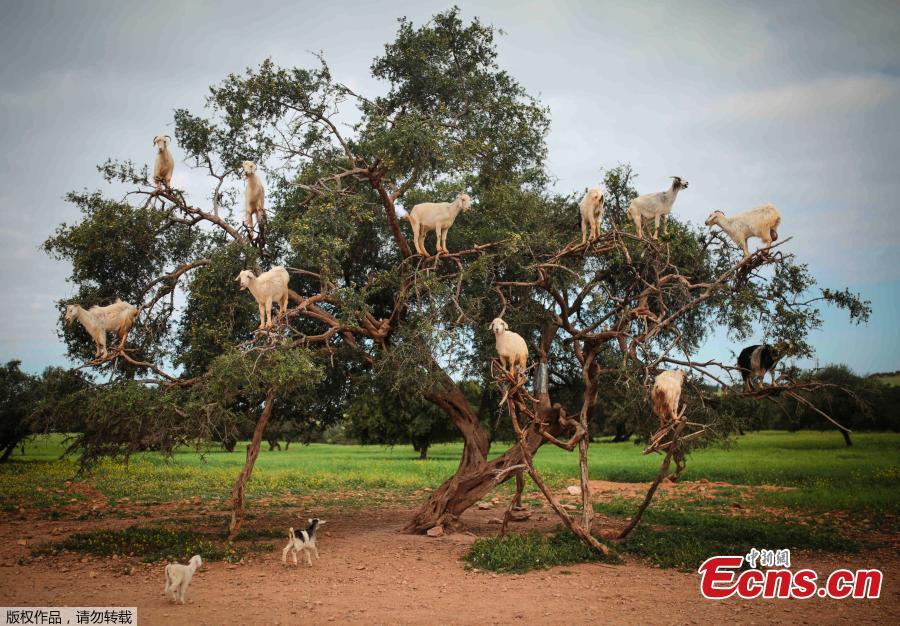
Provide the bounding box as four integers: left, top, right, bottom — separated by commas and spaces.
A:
873, 372, 900, 387
1, 431, 897, 517
3, 431, 897, 571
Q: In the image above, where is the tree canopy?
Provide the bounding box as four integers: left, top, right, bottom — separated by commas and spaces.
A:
43, 8, 870, 541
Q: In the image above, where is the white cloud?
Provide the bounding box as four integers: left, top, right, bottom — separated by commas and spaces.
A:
712, 74, 900, 120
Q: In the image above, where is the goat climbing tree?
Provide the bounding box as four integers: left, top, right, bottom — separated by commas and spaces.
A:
45, 8, 869, 543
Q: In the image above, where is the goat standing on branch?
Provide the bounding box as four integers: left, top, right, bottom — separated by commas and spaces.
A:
153, 135, 174, 190
403, 192, 472, 256
579, 186, 605, 244
242, 160, 266, 238
737, 344, 781, 390
705, 203, 781, 258
236, 266, 289, 330
628, 176, 688, 239
65, 299, 139, 359
651, 370, 686, 428
490, 317, 528, 376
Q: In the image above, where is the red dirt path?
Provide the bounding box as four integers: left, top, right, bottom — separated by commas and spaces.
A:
1, 502, 897, 625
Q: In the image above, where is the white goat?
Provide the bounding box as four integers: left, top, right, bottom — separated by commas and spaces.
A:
236, 266, 290, 329
580, 187, 605, 244
64, 299, 139, 359
242, 160, 266, 234
627, 176, 689, 239
705, 204, 781, 258
153, 135, 174, 190
164, 554, 202, 604
490, 317, 528, 376
651, 370, 686, 428
404, 192, 472, 256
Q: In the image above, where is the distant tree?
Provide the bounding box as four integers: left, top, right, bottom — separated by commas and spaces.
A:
345, 374, 458, 460
0, 361, 39, 462
31, 366, 93, 435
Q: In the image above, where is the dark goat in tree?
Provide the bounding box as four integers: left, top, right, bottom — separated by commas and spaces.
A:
737, 344, 780, 390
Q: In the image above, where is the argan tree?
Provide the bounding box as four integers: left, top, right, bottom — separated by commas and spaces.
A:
45, 9, 868, 542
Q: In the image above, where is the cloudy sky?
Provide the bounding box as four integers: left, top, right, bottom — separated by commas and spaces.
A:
1, 0, 898, 374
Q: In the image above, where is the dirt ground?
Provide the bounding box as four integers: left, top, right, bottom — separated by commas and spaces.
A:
1, 487, 897, 625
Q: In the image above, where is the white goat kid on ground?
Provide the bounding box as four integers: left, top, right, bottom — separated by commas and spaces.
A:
153, 135, 174, 190
490, 317, 528, 376
242, 160, 266, 235
404, 192, 472, 256
64, 299, 139, 359
704, 203, 781, 258
651, 370, 686, 428
627, 176, 689, 239
580, 186, 605, 244
282, 518, 326, 567
236, 266, 290, 330
164, 554, 202, 604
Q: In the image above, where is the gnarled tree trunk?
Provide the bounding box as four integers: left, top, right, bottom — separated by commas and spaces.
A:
404, 380, 565, 533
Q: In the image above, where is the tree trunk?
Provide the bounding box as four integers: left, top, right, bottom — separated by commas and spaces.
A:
418, 446, 428, 460
577, 352, 600, 533
228, 388, 276, 540
405, 330, 568, 534
404, 382, 566, 533
840, 428, 853, 447
0, 444, 16, 463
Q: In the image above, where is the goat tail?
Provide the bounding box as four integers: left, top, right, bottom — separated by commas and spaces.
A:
288, 527, 295, 541
164, 564, 172, 592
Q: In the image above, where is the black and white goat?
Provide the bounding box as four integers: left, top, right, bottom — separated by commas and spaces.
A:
737, 344, 780, 390
282, 518, 326, 566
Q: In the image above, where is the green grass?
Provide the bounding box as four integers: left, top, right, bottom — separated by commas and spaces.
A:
465, 528, 620, 573
872, 372, 900, 387
2, 431, 898, 518
595, 501, 857, 570
467, 503, 858, 574
31, 525, 273, 563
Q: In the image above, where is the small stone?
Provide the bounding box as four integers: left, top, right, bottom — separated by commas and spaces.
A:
487, 517, 503, 525
426, 526, 444, 537
477, 502, 492, 510
15, 539, 26, 546
563, 504, 577, 511
566, 485, 581, 496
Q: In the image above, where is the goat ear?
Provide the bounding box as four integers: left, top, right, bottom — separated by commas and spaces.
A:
308, 518, 314, 524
